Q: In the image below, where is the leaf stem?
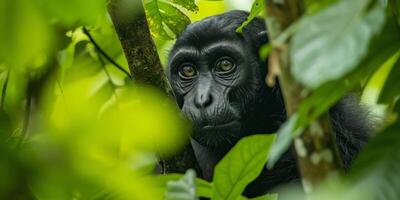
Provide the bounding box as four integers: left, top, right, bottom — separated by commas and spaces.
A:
82, 27, 132, 79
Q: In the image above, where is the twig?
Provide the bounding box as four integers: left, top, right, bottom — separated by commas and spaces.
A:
82, 27, 132, 79
18, 84, 32, 147
1, 70, 9, 109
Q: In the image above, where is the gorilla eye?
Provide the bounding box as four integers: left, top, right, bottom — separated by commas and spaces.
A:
179, 64, 197, 78
215, 58, 235, 73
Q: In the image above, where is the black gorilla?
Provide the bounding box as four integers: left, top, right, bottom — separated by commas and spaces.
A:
167, 10, 372, 197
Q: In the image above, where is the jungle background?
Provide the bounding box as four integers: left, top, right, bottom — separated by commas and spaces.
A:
0, 0, 399, 200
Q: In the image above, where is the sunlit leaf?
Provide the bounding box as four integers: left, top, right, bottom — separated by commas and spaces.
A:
236, 0, 265, 33
145, 0, 174, 40
158, 1, 191, 36
213, 134, 276, 200
378, 55, 400, 104
145, 0, 192, 40
291, 0, 386, 89
169, 0, 199, 12
58, 28, 89, 83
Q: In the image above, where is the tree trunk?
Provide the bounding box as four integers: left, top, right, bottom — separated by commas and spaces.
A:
107, 0, 200, 174
264, 0, 343, 193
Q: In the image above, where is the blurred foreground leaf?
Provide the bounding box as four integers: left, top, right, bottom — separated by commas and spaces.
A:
0, 0, 51, 69
291, 0, 386, 88
154, 173, 212, 198
164, 169, 198, 200
37, 0, 106, 27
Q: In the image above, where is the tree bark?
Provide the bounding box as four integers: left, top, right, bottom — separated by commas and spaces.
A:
107, 0, 200, 174
264, 0, 343, 193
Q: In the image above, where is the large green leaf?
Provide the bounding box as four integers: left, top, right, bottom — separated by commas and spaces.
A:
291, 0, 386, 89
213, 134, 276, 200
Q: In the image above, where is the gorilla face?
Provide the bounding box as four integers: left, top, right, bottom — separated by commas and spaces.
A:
167, 11, 286, 150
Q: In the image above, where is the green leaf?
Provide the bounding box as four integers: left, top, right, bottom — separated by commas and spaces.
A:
164, 169, 199, 200
144, 0, 192, 40
169, 0, 199, 12
259, 44, 272, 61
236, 0, 265, 33
145, 0, 174, 40
267, 114, 303, 168
291, 0, 386, 89
213, 134, 276, 200
158, 1, 191, 36
378, 54, 400, 104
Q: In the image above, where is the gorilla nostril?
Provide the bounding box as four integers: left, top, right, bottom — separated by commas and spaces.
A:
195, 93, 213, 108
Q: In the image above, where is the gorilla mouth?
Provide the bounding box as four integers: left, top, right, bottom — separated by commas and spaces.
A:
192, 120, 243, 148
200, 120, 241, 132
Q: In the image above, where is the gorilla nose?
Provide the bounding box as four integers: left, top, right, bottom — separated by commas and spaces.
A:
194, 92, 213, 108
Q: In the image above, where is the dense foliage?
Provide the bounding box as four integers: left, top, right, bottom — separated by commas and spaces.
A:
0, 0, 399, 200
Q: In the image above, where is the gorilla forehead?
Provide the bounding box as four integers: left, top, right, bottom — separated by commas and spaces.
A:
172, 10, 249, 50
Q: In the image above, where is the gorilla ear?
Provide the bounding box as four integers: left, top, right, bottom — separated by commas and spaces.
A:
256, 30, 269, 45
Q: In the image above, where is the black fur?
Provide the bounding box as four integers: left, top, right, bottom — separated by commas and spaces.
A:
167, 10, 373, 197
